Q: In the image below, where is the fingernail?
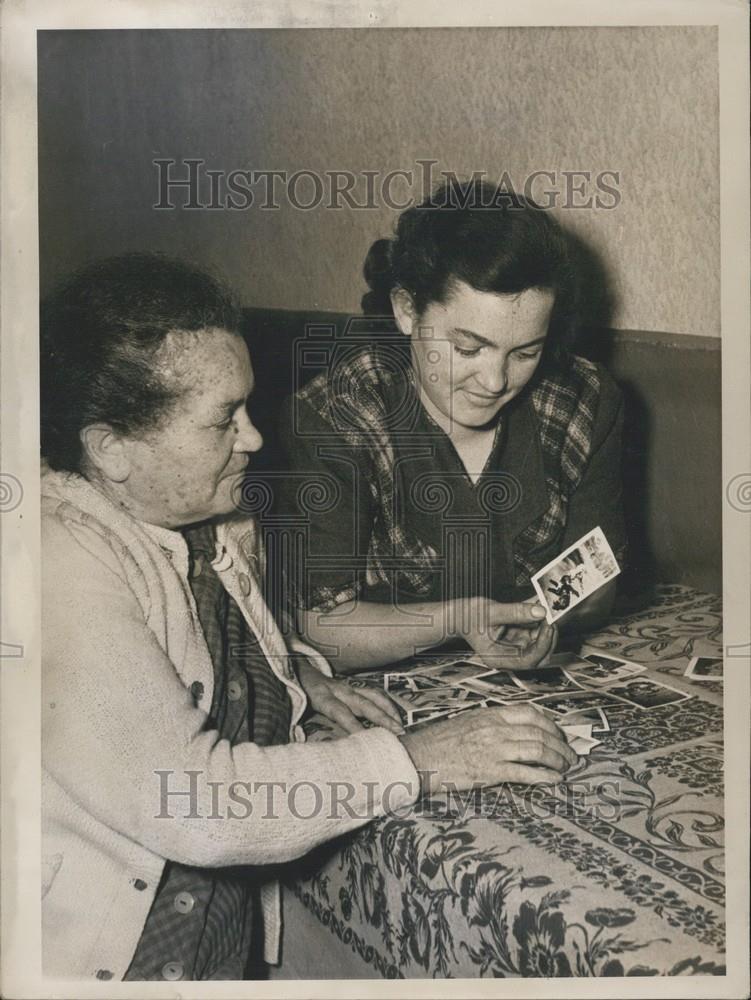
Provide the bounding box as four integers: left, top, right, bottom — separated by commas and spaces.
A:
532, 606, 546, 618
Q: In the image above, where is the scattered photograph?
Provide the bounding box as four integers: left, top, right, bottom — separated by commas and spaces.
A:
532, 691, 628, 716
408, 692, 513, 727
535, 703, 562, 721
567, 734, 602, 756
384, 673, 412, 695
388, 687, 449, 712
384, 672, 444, 695
604, 677, 691, 710
405, 706, 454, 728
389, 699, 410, 727
536, 651, 592, 670
531, 527, 621, 624
437, 687, 490, 707
511, 666, 584, 696
447, 695, 512, 718
567, 652, 646, 686
389, 682, 499, 720
559, 706, 611, 733
685, 656, 723, 681
459, 673, 531, 702
418, 660, 495, 684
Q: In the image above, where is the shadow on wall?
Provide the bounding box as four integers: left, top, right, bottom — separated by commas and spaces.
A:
566, 232, 660, 597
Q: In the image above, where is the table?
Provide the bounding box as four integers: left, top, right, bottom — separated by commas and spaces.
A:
272, 585, 725, 979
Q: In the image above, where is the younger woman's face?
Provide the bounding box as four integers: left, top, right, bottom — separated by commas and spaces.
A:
392, 280, 555, 432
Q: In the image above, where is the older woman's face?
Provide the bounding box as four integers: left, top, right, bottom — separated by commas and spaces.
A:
120, 328, 262, 528
396, 280, 554, 432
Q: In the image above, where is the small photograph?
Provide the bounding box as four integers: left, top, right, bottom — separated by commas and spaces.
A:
460, 673, 531, 702
439, 687, 490, 708
684, 656, 723, 681
387, 687, 449, 714
531, 527, 621, 624
537, 651, 592, 670
384, 672, 444, 695
581, 528, 621, 580
567, 652, 646, 686
604, 677, 691, 710
384, 672, 410, 695
471, 669, 527, 687
408, 673, 450, 692
418, 660, 495, 685
388, 699, 411, 727
444, 695, 510, 719
512, 666, 585, 696
559, 706, 611, 733
405, 706, 454, 729
532, 691, 628, 716
566, 734, 602, 757
535, 703, 562, 721
480, 696, 510, 709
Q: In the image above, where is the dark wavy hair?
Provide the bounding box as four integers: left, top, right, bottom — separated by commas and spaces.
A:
361, 178, 578, 360
41, 252, 241, 474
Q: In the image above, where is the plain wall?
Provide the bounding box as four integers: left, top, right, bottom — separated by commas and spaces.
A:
38, 26, 719, 337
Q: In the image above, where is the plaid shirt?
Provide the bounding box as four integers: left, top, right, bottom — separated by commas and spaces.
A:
124, 524, 291, 981
274, 343, 625, 612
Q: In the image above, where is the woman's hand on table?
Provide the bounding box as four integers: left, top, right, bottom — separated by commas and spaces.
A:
460, 596, 558, 671
400, 702, 578, 793
294, 656, 404, 735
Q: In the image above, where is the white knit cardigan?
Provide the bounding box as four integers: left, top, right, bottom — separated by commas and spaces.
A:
41, 469, 418, 980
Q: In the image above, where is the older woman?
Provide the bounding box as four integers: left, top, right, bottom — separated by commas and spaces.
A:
41, 252, 577, 981
275, 180, 625, 673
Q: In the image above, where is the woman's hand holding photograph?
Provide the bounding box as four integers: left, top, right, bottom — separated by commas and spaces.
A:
458, 596, 558, 671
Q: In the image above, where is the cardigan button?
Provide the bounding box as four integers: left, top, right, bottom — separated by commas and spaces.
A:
174, 891, 195, 914
190, 681, 204, 702
132, 878, 148, 891
161, 961, 184, 981
238, 572, 252, 596
227, 679, 244, 702
96, 969, 113, 980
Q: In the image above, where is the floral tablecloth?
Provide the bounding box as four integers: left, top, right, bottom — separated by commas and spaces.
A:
278, 585, 725, 979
